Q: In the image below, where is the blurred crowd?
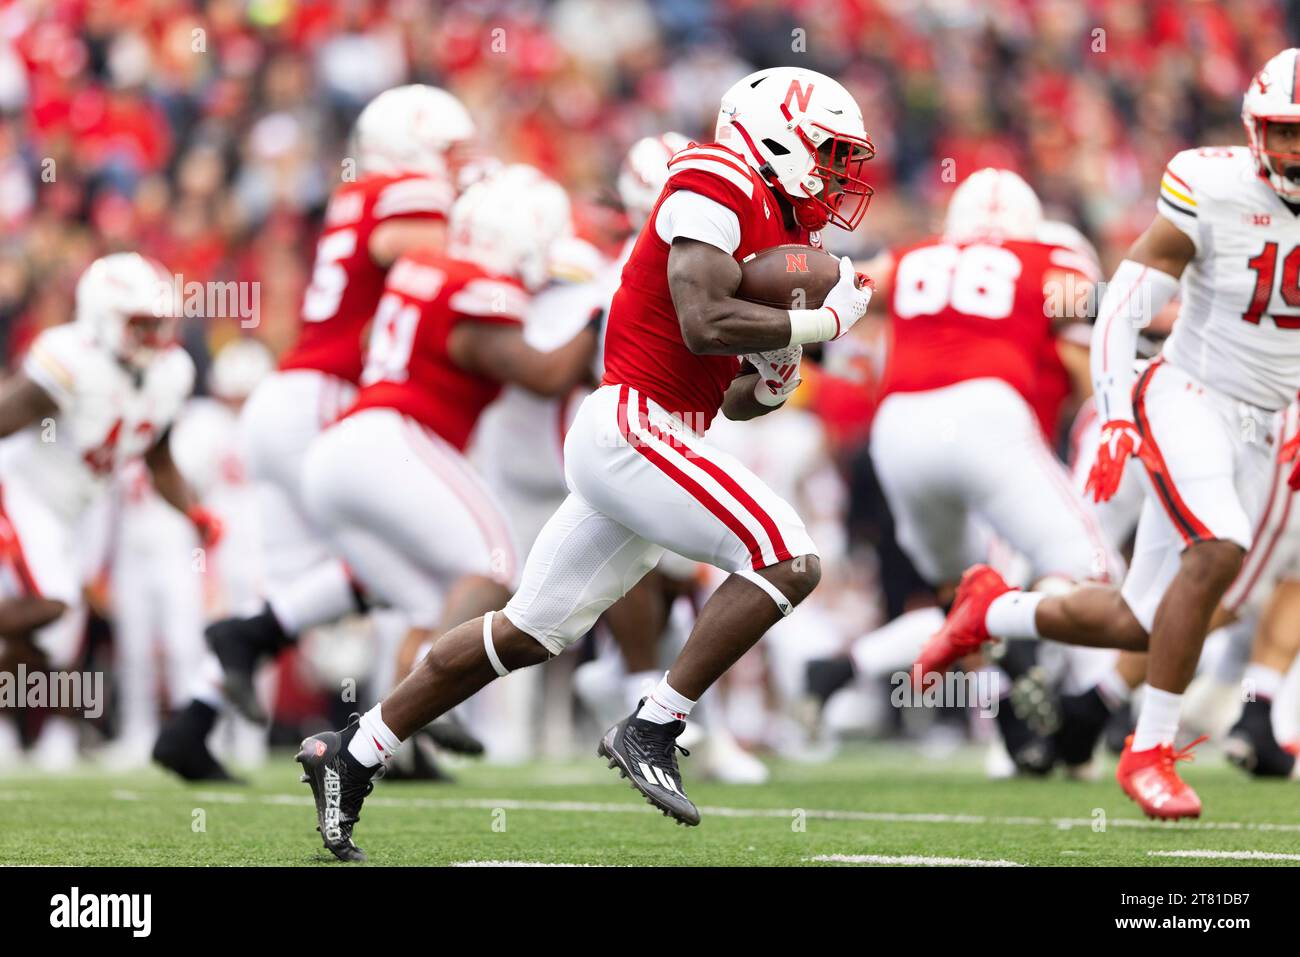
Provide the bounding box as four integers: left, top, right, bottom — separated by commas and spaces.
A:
3, 0, 1300, 766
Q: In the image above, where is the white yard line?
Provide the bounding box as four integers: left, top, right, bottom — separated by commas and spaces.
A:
1147, 849, 1300, 862
451, 859, 601, 867
808, 853, 1022, 867
94, 789, 1300, 835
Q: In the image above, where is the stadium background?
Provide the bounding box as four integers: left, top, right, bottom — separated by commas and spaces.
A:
0, 0, 1297, 787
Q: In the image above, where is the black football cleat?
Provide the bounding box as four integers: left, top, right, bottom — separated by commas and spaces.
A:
296, 715, 381, 862
152, 701, 243, 783
1055, 686, 1113, 769
206, 607, 291, 723
805, 656, 856, 706
994, 701, 1055, 775
597, 703, 699, 826
1225, 699, 1297, 778
419, 712, 485, 757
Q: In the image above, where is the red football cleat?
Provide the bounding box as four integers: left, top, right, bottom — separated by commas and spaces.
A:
1116, 734, 1206, 821
912, 564, 1013, 689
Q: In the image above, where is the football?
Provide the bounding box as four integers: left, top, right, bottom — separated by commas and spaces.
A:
735, 243, 842, 309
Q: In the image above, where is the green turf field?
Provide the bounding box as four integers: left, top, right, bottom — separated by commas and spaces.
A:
1, 745, 1297, 866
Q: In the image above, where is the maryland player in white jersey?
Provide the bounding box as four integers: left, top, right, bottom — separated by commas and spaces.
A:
917, 48, 1300, 819
0, 253, 214, 768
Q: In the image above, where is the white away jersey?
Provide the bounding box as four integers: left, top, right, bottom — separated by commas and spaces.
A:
1158, 146, 1300, 409
1, 324, 195, 521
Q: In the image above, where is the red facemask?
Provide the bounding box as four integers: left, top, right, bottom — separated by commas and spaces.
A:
785, 118, 875, 232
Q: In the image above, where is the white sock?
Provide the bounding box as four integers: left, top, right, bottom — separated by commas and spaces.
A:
623, 670, 659, 709
347, 705, 402, 768
1131, 687, 1182, 751
636, 675, 697, 725
1243, 662, 1284, 702
268, 560, 357, 635
1096, 667, 1133, 710
984, 591, 1043, 639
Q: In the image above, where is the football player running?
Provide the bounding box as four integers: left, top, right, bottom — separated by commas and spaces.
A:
916, 49, 1300, 819
0, 253, 212, 768
295, 67, 876, 860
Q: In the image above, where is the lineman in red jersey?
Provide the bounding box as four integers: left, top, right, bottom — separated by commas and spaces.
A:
154, 86, 472, 779
201, 166, 590, 725
240, 85, 468, 593
869, 169, 1118, 613
294, 67, 877, 859
295, 165, 597, 658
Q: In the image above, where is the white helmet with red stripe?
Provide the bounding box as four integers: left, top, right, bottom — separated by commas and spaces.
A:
715, 67, 874, 231
617, 132, 690, 226
75, 252, 178, 368
1242, 48, 1300, 201
943, 168, 1043, 243
353, 84, 475, 180
449, 164, 572, 291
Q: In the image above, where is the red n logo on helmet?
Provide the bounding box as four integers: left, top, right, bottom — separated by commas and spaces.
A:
784, 80, 814, 114
785, 253, 809, 272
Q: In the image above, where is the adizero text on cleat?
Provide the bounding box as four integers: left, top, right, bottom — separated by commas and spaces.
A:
597, 705, 699, 826
295, 715, 379, 862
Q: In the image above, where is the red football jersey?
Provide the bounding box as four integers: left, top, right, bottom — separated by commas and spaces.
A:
280, 172, 454, 383
345, 249, 529, 451
601, 142, 810, 433
880, 238, 1083, 408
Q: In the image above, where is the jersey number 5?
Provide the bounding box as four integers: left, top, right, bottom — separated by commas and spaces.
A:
302, 230, 358, 323
893, 244, 1023, 320
1243, 241, 1300, 327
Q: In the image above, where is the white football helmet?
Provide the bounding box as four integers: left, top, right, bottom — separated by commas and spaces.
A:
449, 164, 573, 291
74, 252, 177, 368
353, 84, 475, 179
548, 235, 606, 285
715, 67, 874, 231
209, 337, 274, 402
943, 168, 1043, 243
1242, 48, 1300, 201
617, 132, 691, 227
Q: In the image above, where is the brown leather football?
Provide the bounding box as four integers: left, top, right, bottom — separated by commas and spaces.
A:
735, 244, 841, 310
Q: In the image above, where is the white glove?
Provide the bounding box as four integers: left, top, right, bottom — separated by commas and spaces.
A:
747, 344, 802, 407
787, 255, 872, 345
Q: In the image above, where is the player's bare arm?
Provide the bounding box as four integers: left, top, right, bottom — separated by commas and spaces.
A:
447, 321, 597, 397
668, 238, 804, 354
368, 219, 448, 267
720, 365, 770, 421
0, 374, 67, 641
145, 430, 222, 548
0, 372, 57, 438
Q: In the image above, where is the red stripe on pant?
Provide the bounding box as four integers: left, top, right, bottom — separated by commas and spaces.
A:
1132, 362, 1215, 546
616, 386, 770, 570
0, 486, 41, 596
634, 391, 791, 564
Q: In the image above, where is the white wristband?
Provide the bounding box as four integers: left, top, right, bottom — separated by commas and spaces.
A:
787, 307, 838, 346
